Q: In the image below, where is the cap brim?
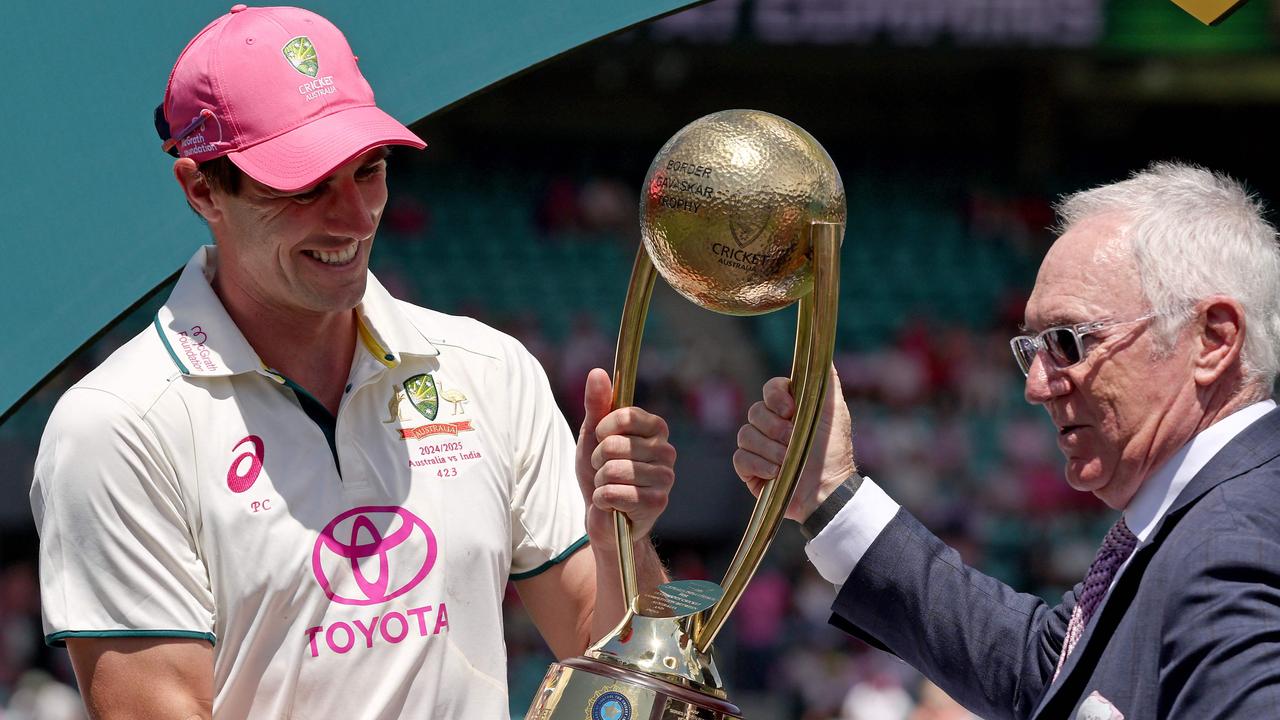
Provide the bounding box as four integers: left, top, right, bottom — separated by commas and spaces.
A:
227, 105, 426, 192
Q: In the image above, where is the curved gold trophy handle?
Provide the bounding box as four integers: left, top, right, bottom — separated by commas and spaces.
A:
610, 247, 659, 608
693, 221, 843, 652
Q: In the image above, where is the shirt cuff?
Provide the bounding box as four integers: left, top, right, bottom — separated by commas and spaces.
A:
804, 477, 899, 585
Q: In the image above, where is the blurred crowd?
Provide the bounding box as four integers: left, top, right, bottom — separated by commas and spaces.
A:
0, 168, 1111, 720
0, 558, 82, 719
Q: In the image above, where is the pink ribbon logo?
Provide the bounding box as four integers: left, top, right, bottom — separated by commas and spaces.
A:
312, 506, 438, 606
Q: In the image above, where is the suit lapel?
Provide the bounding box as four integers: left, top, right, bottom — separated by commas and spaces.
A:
1164, 406, 1280, 518
1032, 406, 1280, 718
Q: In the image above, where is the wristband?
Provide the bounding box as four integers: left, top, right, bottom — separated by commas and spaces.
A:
799, 473, 863, 541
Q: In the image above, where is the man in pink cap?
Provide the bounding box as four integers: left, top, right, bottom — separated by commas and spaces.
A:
31, 5, 674, 718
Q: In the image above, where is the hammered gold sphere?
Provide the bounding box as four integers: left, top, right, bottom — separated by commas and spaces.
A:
640, 109, 845, 316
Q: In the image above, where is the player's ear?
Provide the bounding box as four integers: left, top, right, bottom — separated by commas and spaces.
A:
174, 158, 221, 223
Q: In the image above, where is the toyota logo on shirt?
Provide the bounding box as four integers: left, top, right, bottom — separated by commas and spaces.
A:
312, 506, 438, 606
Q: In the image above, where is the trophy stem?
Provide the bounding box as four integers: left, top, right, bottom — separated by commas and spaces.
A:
610, 248, 659, 609
694, 221, 843, 652
792, 290, 815, 402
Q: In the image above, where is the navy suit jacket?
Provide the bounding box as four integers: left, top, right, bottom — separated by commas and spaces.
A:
830, 407, 1280, 720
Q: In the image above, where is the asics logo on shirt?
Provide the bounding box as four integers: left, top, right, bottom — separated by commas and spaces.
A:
227, 435, 265, 493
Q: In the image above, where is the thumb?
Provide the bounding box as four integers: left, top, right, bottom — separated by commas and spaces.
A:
580, 368, 614, 443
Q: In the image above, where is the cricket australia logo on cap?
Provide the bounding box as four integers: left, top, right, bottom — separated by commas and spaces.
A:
282, 36, 319, 77
284, 36, 338, 101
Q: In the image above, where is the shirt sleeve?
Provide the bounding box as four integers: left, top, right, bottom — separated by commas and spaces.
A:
31, 387, 216, 646
503, 343, 588, 579
805, 476, 900, 585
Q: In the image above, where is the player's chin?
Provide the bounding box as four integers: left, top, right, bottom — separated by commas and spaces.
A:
301, 273, 368, 313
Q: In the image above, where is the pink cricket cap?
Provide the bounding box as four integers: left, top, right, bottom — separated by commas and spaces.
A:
161, 4, 425, 192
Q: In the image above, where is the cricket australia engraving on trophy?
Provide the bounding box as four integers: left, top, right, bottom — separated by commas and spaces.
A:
528, 109, 846, 719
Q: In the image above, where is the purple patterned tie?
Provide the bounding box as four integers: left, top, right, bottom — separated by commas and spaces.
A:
1053, 517, 1139, 681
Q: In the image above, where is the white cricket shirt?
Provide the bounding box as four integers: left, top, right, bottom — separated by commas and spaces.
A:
32, 246, 587, 718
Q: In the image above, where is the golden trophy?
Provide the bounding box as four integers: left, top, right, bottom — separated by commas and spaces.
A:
527, 109, 845, 719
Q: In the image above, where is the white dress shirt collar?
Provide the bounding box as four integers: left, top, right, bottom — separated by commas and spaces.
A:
1124, 399, 1275, 542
